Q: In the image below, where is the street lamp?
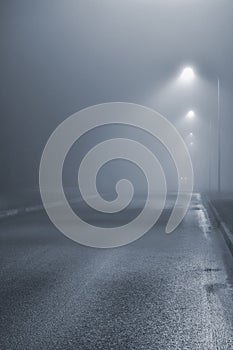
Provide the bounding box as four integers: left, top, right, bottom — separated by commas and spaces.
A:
180, 67, 195, 82
180, 65, 221, 192
186, 110, 195, 119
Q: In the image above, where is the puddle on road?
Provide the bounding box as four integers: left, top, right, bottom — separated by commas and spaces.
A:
192, 206, 202, 210
205, 283, 226, 295
204, 268, 221, 273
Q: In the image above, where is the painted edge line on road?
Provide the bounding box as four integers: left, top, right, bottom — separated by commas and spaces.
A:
207, 198, 233, 256
0, 195, 105, 221
0, 205, 43, 220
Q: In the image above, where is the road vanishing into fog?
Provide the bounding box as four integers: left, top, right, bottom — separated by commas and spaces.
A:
1, 194, 233, 349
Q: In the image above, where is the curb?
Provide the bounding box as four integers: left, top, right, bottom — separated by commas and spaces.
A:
207, 199, 233, 256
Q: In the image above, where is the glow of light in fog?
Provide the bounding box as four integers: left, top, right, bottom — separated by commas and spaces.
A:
186, 110, 195, 119
180, 67, 195, 82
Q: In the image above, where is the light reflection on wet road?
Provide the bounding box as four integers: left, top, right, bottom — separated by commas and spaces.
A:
1, 194, 233, 349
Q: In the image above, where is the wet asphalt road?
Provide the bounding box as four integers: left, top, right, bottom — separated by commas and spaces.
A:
1, 194, 233, 349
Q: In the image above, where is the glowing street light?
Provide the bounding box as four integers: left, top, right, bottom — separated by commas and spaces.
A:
186, 110, 195, 119
189, 132, 193, 137
180, 67, 195, 82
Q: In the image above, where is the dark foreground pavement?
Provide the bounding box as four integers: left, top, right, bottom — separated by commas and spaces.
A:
1, 194, 233, 349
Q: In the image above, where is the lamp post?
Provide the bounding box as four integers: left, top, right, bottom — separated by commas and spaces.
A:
209, 76, 221, 193
217, 77, 221, 193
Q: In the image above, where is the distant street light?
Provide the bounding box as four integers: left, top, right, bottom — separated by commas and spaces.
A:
180, 67, 195, 82
186, 110, 195, 119
189, 132, 193, 136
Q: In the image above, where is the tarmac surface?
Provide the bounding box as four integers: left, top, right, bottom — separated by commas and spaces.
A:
1, 194, 233, 349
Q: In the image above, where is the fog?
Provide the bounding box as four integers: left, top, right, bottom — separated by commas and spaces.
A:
1, 0, 233, 202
